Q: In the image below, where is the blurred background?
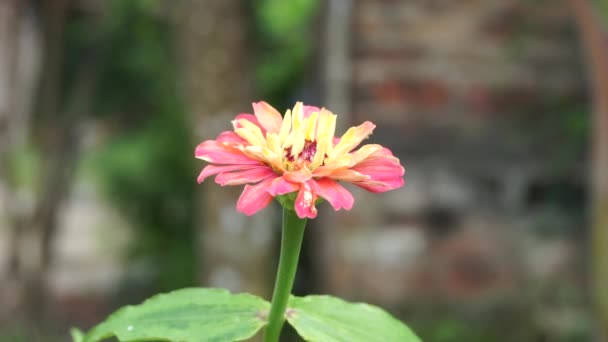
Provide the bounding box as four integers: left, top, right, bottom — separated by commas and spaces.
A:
0, 0, 607, 341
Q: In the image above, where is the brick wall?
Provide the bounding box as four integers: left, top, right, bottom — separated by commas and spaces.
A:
319, 0, 587, 320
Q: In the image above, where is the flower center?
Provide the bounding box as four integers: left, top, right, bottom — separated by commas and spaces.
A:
284, 140, 317, 165
300, 140, 317, 162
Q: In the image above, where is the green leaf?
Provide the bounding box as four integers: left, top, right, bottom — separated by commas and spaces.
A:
83, 288, 269, 342
70, 328, 85, 342
286, 295, 421, 342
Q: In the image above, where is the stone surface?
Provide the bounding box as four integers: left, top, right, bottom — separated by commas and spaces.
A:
320, 0, 587, 314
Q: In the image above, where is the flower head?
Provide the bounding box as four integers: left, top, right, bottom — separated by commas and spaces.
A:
195, 102, 404, 219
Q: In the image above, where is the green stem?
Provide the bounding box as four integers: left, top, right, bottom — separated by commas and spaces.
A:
263, 208, 307, 342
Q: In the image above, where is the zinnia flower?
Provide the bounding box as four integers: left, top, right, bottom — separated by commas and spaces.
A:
195, 102, 404, 219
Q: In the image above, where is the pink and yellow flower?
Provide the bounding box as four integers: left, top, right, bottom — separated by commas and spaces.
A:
195, 102, 404, 219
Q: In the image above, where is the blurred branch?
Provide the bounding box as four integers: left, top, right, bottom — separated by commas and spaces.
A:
8, 0, 105, 322
0, 0, 28, 319
11, 0, 72, 321
566, 0, 608, 340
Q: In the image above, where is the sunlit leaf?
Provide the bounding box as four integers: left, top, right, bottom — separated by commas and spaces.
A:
82, 288, 269, 342
70, 328, 85, 342
287, 295, 421, 342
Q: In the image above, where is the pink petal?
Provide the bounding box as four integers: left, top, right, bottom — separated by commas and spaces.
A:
215, 166, 276, 186
325, 169, 369, 182
234, 114, 267, 135
234, 113, 260, 126
311, 166, 368, 182
312, 178, 354, 211
253, 101, 283, 134
310, 165, 338, 178
303, 105, 321, 118
236, 178, 275, 216
197, 164, 262, 184
330, 121, 376, 157
351, 148, 405, 193
267, 177, 300, 196
294, 182, 318, 219
216, 131, 247, 145
195, 140, 260, 165
283, 167, 313, 183
354, 177, 405, 193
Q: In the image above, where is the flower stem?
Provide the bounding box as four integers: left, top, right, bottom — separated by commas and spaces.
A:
263, 208, 307, 342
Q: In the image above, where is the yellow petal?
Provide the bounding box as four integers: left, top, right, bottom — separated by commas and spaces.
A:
235, 119, 267, 145
278, 109, 292, 143
265, 132, 282, 155
291, 129, 305, 158
288, 102, 306, 158
316, 109, 336, 155
309, 138, 327, 170
235, 126, 265, 147
239, 145, 266, 162
328, 121, 375, 160
349, 144, 383, 165
305, 110, 318, 141
291, 102, 304, 133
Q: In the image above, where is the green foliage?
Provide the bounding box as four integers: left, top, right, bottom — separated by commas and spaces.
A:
70, 328, 85, 342
287, 295, 421, 342
6, 144, 39, 190
256, 0, 318, 39
76, 289, 420, 342
595, 0, 608, 22
66, 0, 322, 296
94, 0, 175, 117
92, 114, 197, 290
252, 0, 319, 107
70, 0, 197, 291
78, 288, 269, 342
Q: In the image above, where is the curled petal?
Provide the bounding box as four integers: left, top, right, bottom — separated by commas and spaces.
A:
312, 178, 354, 211
303, 105, 321, 118
197, 164, 262, 184
253, 101, 283, 134
283, 167, 313, 183
352, 148, 405, 193
216, 131, 247, 145
355, 178, 404, 193
235, 119, 266, 147
195, 140, 262, 165
295, 182, 318, 219
314, 109, 336, 158
233, 114, 263, 131
278, 109, 292, 142
326, 169, 370, 182
310, 164, 341, 178
267, 177, 300, 196
349, 144, 384, 165
215, 166, 276, 186
236, 178, 276, 216
329, 121, 376, 160
240, 145, 277, 165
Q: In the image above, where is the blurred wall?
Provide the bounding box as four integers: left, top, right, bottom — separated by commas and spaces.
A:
318, 0, 588, 339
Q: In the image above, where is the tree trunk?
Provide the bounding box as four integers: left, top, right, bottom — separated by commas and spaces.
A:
4, 0, 103, 324
173, 0, 276, 298
0, 0, 30, 320
0, 0, 22, 250
567, 0, 608, 340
